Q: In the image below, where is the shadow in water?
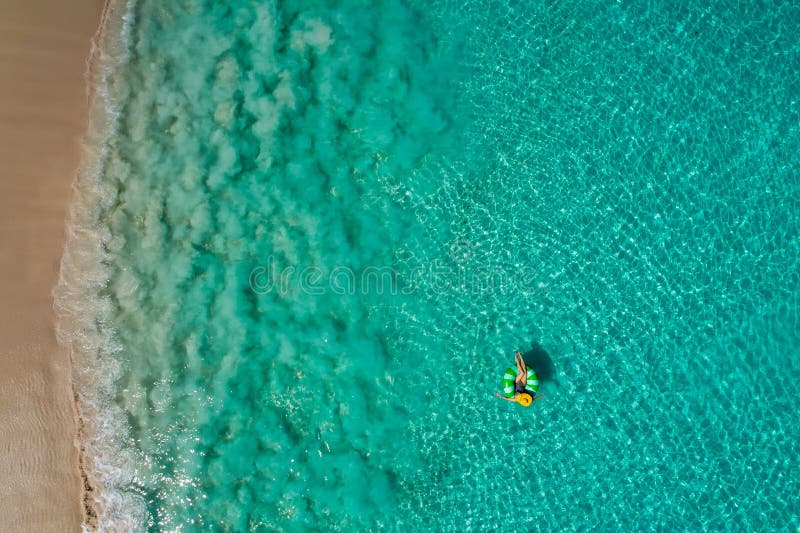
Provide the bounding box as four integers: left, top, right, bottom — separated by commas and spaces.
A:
520, 341, 557, 384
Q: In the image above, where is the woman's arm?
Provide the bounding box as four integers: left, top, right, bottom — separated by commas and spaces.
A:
494, 393, 517, 402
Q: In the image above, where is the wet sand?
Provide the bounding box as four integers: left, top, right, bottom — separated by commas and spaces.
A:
0, 1, 107, 530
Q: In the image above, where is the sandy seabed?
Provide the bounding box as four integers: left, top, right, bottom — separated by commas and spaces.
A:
0, 1, 106, 531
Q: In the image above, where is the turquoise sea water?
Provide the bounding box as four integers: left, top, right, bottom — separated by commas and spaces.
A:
56, 0, 800, 530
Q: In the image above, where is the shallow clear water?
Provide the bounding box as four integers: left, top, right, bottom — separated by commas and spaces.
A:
58, 0, 800, 530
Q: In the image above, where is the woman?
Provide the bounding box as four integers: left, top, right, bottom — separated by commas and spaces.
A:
494, 351, 544, 404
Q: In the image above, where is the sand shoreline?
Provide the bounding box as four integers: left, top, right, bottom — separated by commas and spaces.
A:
0, 1, 107, 531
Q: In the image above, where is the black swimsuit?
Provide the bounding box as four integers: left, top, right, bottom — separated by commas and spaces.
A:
515, 380, 527, 394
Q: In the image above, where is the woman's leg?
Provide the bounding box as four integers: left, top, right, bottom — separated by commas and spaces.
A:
514, 352, 528, 385
515, 351, 527, 384
515, 352, 526, 373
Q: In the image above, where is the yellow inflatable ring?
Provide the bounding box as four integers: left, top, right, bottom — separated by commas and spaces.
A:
517, 393, 532, 406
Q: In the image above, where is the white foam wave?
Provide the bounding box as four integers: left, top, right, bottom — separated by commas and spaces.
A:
53, 0, 149, 530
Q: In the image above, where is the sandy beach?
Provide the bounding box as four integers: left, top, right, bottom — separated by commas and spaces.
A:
0, 1, 106, 530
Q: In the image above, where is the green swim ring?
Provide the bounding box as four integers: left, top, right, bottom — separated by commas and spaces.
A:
500, 366, 539, 398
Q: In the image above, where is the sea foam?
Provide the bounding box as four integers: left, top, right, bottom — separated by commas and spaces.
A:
54, 0, 151, 530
